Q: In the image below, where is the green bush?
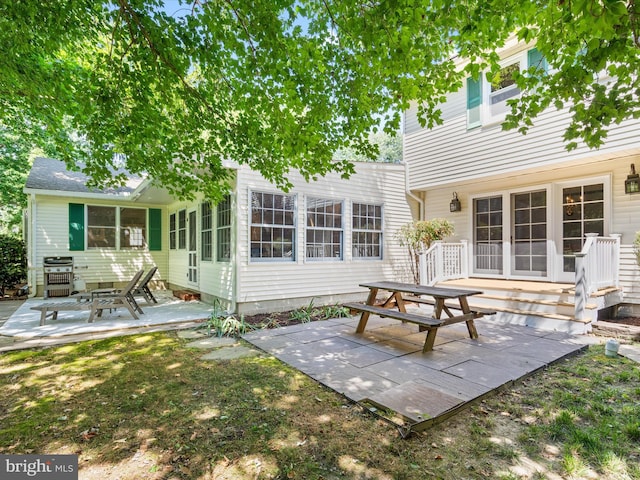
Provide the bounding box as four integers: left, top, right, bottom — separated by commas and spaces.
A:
396, 219, 455, 284
0, 235, 27, 297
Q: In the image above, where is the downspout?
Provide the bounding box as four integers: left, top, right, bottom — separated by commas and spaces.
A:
28, 193, 37, 297
404, 161, 424, 220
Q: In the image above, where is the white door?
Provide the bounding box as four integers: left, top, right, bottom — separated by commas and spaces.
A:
511, 190, 548, 277
473, 188, 550, 280
557, 182, 605, 282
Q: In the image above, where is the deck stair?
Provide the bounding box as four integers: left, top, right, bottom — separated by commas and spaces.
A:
431, 279, 623, 334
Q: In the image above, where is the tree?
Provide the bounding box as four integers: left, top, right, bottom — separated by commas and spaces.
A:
0, 235, 27, 298
333, 131, 402, 164
1, 1, 638, 200
396, 219, 455, 284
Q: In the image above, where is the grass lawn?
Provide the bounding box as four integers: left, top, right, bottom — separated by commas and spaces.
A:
1, 330, 639, 479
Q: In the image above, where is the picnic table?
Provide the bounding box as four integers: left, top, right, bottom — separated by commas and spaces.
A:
344, 281, 495, 353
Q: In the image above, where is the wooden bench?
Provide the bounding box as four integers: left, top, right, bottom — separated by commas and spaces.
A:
31, 301, 93, 326
31, 297, 142, 326
402, 295, 497, 317
344, 302, 477, 353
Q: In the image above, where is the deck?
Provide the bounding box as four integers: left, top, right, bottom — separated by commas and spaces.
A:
243, 313, 588, 436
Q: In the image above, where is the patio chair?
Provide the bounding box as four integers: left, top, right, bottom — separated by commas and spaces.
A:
31, 269, 144, 325
88, 269, 145, 321
132, 266, 158, 304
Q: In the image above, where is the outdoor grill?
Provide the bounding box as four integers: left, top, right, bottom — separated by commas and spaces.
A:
43, 256, 74, 298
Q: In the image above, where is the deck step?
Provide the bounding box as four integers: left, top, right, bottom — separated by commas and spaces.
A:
474, 294, 598, 311
467, 304, 587, 323
173, 290, 201, 301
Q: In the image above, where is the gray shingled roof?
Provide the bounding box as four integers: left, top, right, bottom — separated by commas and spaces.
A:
25, 157, 145, 195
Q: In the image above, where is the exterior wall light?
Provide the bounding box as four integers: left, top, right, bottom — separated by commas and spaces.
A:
625, 163, 640, 194
450, 192, 461, 212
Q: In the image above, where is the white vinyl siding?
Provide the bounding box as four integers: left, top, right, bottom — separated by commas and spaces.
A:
29, 196, 168, 294
234, 163, 414, 312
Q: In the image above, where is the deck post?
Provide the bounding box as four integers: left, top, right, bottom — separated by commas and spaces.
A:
574, 252, 587, 320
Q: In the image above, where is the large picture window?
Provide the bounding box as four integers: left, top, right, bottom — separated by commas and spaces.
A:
178, 209, 186, 249
201, 202, 212, 261
306, 198, 343, 260
217, 194, 232, 262
352, 203, 383, 259
250, 191, 295, 261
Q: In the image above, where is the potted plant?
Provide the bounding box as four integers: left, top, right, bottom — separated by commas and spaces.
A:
396, 219, 455, 284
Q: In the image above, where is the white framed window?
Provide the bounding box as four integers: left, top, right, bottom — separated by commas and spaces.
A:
466, 48, 546, 128
352, 203, 383, 259
217, 194, 232, 262
87, 206, 146, 249
201, 202, 212, 261
306, 198, 343, 261
178, 209, 186, 249
88, 206, 117, 249
120, 208, 146, 249
250, 191, 296, 261
169, 213, 176, 250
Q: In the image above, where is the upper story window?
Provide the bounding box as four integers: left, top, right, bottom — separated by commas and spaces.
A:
352, 203, 383, 260
306, 198, 343, 261
250, 191, 296, 261
467, 48, 546, 129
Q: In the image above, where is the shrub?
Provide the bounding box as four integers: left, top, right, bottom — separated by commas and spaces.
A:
396, 219, 455, 284
0, 235, 27, 297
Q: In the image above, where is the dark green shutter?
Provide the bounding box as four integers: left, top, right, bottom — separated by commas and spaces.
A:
528, 48, 548, 73
148, 208, 162, 251
467, 76, 482, 127
69, 203, 85, 251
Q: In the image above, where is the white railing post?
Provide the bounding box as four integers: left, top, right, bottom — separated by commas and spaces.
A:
611, 234, 621, 288
460, 240, 469, 278
574, 252, 587, 320
434, 241, 443, 284
418, 249, 427, 285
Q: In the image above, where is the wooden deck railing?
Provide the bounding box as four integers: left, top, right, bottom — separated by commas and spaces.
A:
574, 233, 621, 320
418, 241, 468, 286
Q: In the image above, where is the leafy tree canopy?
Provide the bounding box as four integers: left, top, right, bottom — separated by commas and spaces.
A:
1, 1, 638, 201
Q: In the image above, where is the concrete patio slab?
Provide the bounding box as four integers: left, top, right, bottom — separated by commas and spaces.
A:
0, 292, 212, 340
243, 314, 588, 433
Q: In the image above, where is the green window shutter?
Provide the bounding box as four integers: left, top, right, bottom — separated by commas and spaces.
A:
528, 47, 548, 73
148, 208, 162, 251
69, 203, 85, 251
466, 76, 482, 128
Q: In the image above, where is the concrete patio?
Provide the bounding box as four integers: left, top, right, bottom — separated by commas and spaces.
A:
0, 292, 212, 350
243, 313, 590, 435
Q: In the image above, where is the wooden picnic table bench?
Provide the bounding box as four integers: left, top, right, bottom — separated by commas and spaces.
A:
345, 281, 495, 352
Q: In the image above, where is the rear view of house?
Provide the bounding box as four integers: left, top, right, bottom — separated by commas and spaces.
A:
403, 36, 640, 333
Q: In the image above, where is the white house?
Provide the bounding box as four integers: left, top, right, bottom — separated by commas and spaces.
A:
23, 157, 414, 314
403, 36, 640, 331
